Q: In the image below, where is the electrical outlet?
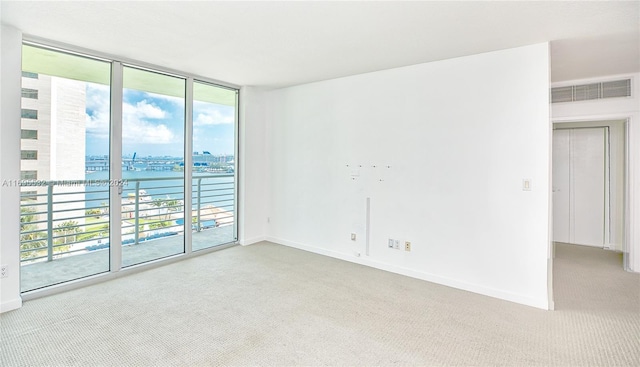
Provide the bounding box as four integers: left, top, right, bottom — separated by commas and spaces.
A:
1, 264, 8, 278
389, 238, 405, 250
351, 233, 356, 241
405, 241, 411, 251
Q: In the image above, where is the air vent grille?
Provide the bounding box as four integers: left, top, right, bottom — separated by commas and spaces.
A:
551, 86, 573, 103
551, 79, 631, 103
602, 79, 632, 98
574, 83, 600, 101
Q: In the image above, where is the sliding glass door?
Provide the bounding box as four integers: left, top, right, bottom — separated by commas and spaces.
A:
20, 44, 112, 291
19, 41, 238, 293
121, 67, 186, 266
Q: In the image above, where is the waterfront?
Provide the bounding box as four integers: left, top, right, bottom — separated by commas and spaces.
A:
20, 168, 236, 275
84, 169, 234, 210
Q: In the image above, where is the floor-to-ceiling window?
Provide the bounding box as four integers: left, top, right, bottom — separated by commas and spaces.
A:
121, 66, 186, 266
19, 42, 238, 293
20, 44, 112, 292
191, 82, 238, 251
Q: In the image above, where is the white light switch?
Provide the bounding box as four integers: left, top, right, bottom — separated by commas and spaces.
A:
523, 179, 532, 191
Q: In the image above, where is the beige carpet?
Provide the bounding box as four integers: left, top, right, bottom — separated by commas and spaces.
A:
1, 242, 639, 366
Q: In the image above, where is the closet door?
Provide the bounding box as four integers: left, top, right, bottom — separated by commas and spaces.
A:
552, 127, 606, 247
571, 128, 605, 247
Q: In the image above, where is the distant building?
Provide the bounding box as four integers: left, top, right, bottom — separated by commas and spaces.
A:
20, 72, 87, 226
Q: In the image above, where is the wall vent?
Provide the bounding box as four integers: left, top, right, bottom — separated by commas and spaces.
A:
551, 79, 631, 103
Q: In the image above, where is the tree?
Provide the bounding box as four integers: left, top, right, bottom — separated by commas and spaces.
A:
54, 220, 80, 246
86, 208, 101, 217
151, 198, 181, 220
164, 199, 182, 218
20, 207, 46, 259
150, 198, 168, 220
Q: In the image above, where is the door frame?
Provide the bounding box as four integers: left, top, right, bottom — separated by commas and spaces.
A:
552, 126, 610, 248
551, 118, 630, 269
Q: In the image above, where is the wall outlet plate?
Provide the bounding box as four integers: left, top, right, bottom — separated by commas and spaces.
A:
405, 241, 411, 251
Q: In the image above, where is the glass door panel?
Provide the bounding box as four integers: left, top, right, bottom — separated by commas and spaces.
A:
20, 44, 111, 291
121, 66, 186, 266
191, 82, 237, 251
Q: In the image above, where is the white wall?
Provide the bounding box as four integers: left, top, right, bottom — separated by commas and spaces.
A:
0, 25, 23, 312
238, 86, 268, 245
552, 73, 640, 272
265, 43, 551, 309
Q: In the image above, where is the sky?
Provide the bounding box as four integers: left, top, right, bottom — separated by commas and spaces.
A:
85, 83, 235, 157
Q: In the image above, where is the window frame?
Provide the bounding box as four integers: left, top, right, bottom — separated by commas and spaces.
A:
21, 88, 38, 99
20, 170, 38, 180
21, 108, 38, 119
19, 37, 241, 295
21, 129, 38, 139
20, 150, 38, 160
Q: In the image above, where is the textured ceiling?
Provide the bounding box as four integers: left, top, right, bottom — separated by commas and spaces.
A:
1, 1, 639, 88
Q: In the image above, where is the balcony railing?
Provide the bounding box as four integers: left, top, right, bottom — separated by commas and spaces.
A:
19, 174, 235, 264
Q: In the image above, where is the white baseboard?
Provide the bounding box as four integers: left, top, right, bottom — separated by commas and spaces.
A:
239, 236, 267, 246
266, 236, 550, 310
0, 297, 22, 313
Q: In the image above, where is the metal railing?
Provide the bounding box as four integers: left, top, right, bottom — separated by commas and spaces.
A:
19, 174, 235, 264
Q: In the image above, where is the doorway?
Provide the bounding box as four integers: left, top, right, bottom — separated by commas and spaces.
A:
551, 119, 628, 311
552, 120, 626, 252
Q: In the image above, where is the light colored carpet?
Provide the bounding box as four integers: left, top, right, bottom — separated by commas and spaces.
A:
1, 242, 639, 366
20, 226, 234, 292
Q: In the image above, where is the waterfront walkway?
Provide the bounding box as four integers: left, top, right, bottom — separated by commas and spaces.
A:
21, 226, 234, 292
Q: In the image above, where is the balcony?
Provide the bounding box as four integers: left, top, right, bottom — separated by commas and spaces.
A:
19, 174, 236, 292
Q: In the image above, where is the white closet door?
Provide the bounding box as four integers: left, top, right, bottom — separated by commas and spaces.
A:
571, 128, 605, 247
552, 129, 571, 243
552, 127, 606, 247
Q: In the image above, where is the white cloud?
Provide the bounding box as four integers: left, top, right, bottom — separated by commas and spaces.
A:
85, 83, 110, 139
86, 88, 232, 148
122, 103, 174, 144
123, 99, 167, 119
122, 120, 174, 144
85, 87, 175, 144
193, 102, 234, 126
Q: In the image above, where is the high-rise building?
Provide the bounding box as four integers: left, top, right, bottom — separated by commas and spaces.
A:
20, 72, 87, 230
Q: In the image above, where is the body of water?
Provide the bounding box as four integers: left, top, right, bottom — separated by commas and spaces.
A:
84, 169, 234, 210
